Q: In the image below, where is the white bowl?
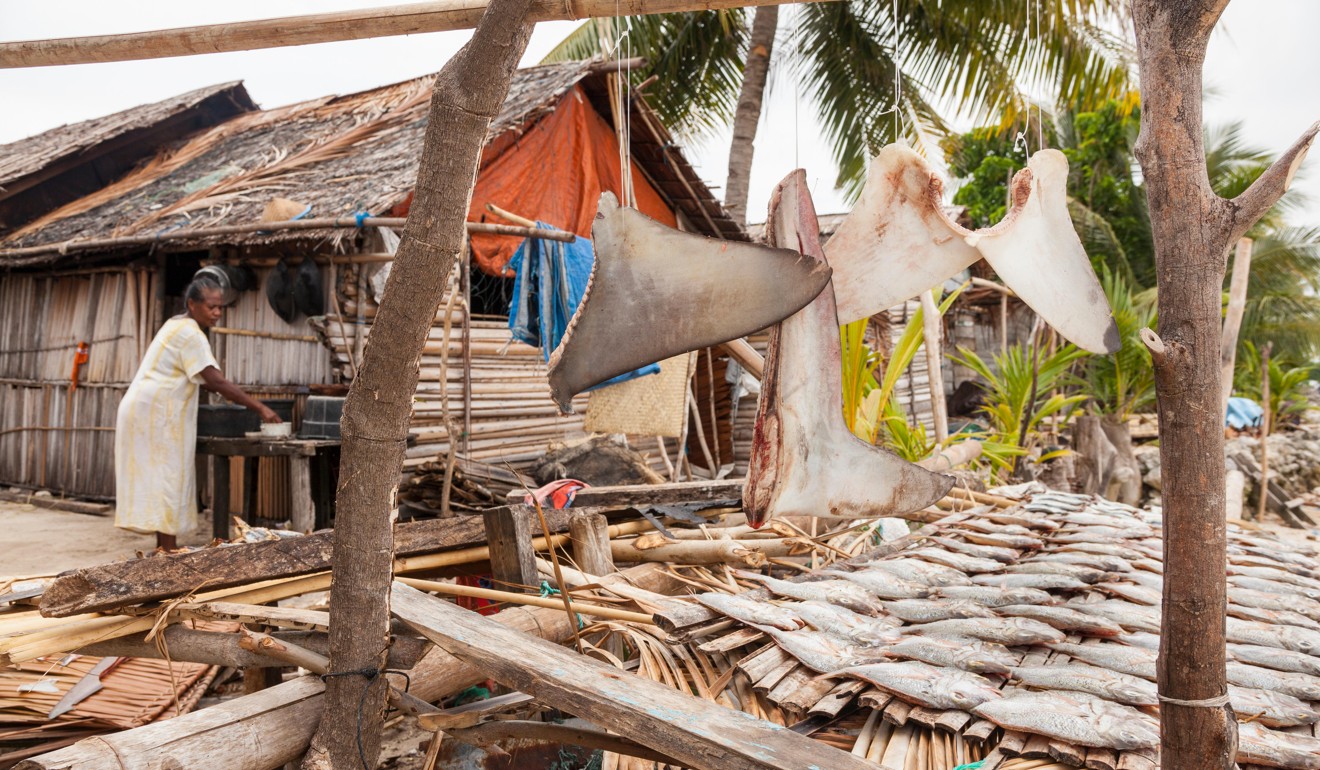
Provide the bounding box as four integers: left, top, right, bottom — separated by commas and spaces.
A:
260, 422, 291, 438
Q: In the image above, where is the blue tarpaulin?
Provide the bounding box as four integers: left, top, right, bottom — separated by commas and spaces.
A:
1226, 396, 1264, 430
507, 223, 659, 388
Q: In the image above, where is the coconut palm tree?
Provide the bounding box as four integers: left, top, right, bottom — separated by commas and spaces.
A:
541, 1, 1133, 223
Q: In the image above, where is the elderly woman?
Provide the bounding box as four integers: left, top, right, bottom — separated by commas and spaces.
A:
115, 275, 280, 550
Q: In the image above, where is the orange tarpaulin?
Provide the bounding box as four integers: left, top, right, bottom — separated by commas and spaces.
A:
464, 85, 678, 277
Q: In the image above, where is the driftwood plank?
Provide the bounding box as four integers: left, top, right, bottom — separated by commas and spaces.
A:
76, 627, 427, 669
390, 582, 884, 770
506, 479, 744, 507
40, 505, 628, 617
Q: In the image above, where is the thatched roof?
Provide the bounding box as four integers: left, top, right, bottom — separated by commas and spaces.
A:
0, 61, 742, 268
0, 82, 256, 235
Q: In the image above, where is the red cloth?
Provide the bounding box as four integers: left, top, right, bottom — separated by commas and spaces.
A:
395, 85, 678, 277
523, 478, 589, 510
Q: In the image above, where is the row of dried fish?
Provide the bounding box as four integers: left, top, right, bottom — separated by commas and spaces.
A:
693, 490, 1320, 767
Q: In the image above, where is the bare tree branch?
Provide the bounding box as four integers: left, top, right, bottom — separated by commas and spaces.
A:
1223, 120, 1319, 240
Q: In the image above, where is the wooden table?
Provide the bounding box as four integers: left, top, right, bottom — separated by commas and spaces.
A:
196, 437, 340, 540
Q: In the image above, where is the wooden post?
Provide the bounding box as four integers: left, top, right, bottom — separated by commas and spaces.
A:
0, 0, 816, 69
482, 506, 540, 594
1220, 237, 1253, 416
307, 2, 539, 766
289, 456, 314, 533
1257, 342, 1272, 522
568, 510, 614, 578
211, 455, 230, 541
1129, 2, 1317, 767
920, 288, 949, 444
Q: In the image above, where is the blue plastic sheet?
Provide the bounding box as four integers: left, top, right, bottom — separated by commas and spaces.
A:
507, 223, 659, 388
1226, 396, 1264, 430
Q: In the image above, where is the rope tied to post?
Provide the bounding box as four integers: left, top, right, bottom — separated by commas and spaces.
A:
320, 666, 414, 770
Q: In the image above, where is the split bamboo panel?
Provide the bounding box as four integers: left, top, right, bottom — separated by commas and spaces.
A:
212, 266, 332, 387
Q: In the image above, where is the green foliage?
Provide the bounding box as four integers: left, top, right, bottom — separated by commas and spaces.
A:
1234, 341, 1317, 430
1082, 266, 1157, 419
541, 13, 749, 137
840, 318, 882, 438
950, 343, 1090, 456
545, 1, 1132, 198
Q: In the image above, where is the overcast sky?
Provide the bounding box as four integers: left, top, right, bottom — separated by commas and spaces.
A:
1, 1, 1316, 225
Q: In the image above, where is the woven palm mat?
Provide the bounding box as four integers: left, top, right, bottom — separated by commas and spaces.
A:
584, 352, 696, 438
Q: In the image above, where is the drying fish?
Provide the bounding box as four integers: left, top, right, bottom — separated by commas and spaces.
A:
879, 598, 996, 623
907, 617, 1065, 645
1229, 564, 1320, 592
1228, 604, 1320, 632
1227, 661, 1320, 701
1011, 663, 1157, 706
957, 518, 1037, 537
1239, 545, 1319, 570
816, 568, 934, 599
995, 604, 1123, 637
1231, 586, 1320, 622
742, 172, 953, 526
1229, 686, 1320, 728
960, 530, 1046, 551
1035, 551, 1133, 573
1058, 512, 1148, 529
1227, 617, 1320, 655
791, 600, 904, 647
930, 536, 1019, 563
1131, 558, 1163, 575
983, 511, 1062, 531
1096, 582, 1162, 606
753, 625, 888, 674
1003, 561, 1109, 583
1237, 721, 1320, 770
866, 558, 973, 587
1055, 542, 1145, 561
1232, 575, 1320, 602
1068, 600, 1161, 634
1118, 570, 1163, 590
1047, 642, 1156, 680
971, 573, 1090, 592
972, 689, 1158, 750
906, 547, 1005, 574
1231, 553, 1320, 578
838, 660, 1004, 710
734, 571, 887, 616
1228, 643, 1320, 676
545, 192, 831, 411
696, 592, 803, 631
1049, 528, 1148, 545
1116, 631, 1161, 651
936, 585, 1054, 607
882, 635, 1017, 676
1127, 542, 1164, 561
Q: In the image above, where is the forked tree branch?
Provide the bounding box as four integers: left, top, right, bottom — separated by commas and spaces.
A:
1224, 120, 1319, 240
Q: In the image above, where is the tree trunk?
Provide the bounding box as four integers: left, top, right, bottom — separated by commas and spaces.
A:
723, 4, 778, 225
1099, 416, 1141, 505
1129, 2, 1316, 768
304, 2, 534, 767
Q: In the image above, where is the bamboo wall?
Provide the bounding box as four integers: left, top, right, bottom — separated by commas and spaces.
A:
210, 265, 332, 387
0, 260, 333, 500
0, 269, 154, 498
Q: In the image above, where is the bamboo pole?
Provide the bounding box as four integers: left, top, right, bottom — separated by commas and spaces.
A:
0, 0, 819, 69
0, 218, 573, 263
1220, 237, 1254, 417
397, 577, 655, 624
719, 338, 765, 380
920, 288, 948, 444
1257, 341, 1272, 522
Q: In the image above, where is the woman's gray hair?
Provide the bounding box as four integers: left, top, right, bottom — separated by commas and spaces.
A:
184, 275, 224, 304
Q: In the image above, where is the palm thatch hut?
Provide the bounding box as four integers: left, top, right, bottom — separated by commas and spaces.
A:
0, 60, 744, 513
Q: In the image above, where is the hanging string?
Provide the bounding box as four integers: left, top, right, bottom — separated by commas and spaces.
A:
875, 0, 903, 146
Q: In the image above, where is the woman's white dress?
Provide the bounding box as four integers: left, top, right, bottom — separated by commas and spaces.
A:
114, 317, 218, 535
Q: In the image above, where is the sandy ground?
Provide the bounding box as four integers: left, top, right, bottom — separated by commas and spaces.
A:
0, 499, 214, 577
